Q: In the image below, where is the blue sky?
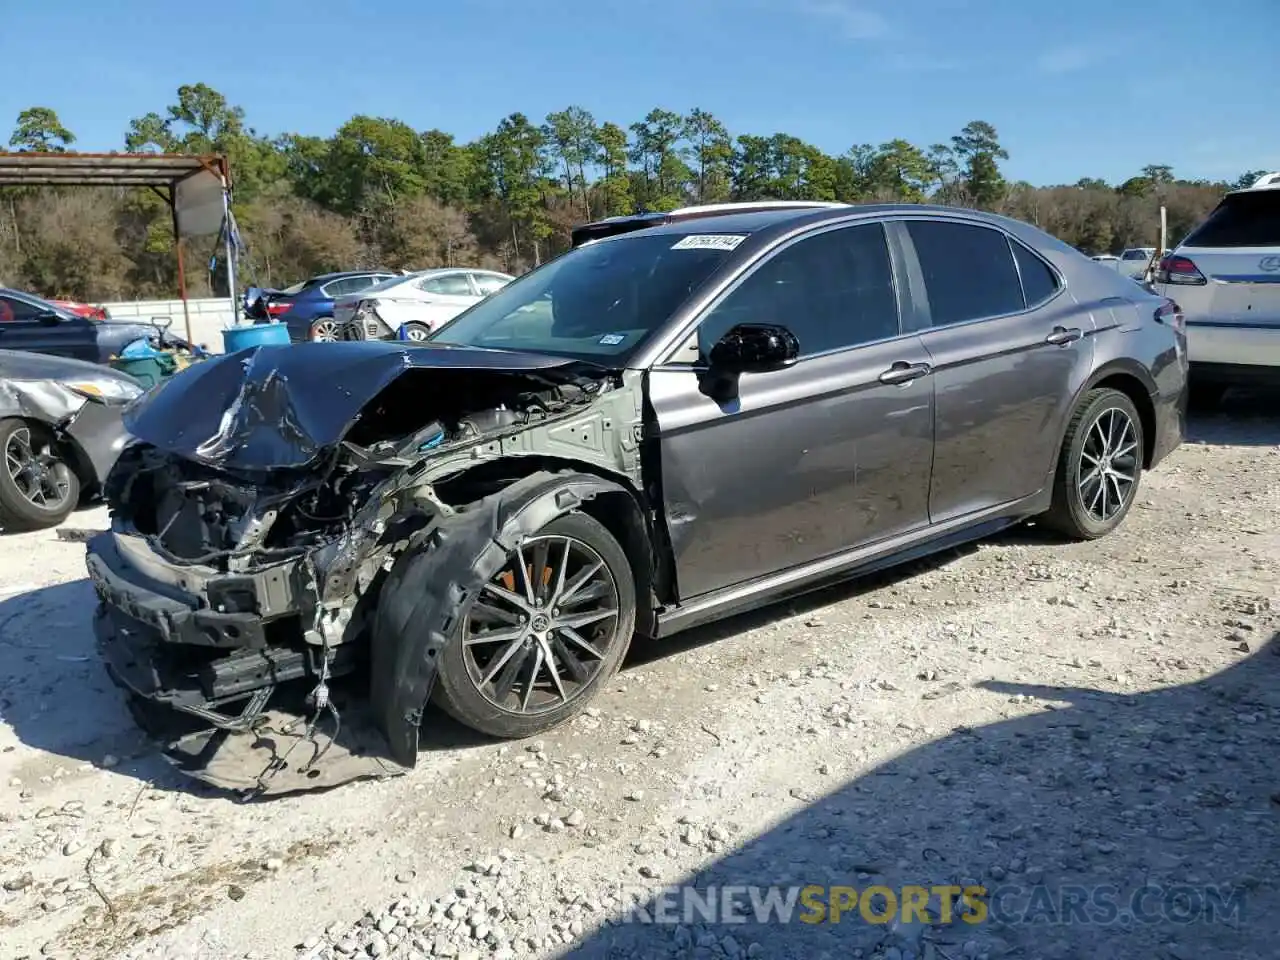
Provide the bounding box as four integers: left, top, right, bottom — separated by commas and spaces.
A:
4, 0, 1277, 186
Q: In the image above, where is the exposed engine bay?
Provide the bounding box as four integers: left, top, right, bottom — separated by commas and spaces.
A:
86, 343, 646, 796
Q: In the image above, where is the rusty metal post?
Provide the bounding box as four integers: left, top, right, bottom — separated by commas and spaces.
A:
169, 191, 193, 343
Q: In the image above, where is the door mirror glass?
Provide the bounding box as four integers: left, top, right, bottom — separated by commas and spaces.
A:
708, 323, 800, 373
36, 309, 62, 325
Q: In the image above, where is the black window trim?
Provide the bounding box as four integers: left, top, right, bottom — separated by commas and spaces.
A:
653, 219, 910, 368
890, 215, 1066, 332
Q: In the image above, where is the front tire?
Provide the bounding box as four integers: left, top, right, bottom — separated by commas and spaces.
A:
0, 419, 80, 532
432, 512, 636, 739
1040, 388, 1144, 540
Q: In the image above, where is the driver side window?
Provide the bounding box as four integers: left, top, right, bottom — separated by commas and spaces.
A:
695, 222, 900, 360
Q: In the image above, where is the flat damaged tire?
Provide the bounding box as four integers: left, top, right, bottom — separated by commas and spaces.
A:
433, 511, 636, 739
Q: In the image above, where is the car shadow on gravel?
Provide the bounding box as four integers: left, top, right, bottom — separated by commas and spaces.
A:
1187, 387, 1280, 447
564, 632, 1280, 960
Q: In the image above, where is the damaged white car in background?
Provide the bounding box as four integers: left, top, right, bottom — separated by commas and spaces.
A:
333, 268, 514, 343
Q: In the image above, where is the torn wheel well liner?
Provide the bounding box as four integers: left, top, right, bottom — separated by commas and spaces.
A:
369, 470, 648, 767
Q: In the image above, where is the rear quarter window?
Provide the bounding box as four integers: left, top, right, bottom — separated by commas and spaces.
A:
1183, 190, 1280, 247
1011, 242, 1061, 306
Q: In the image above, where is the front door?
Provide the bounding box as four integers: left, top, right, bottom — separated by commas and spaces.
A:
896, 218, 1097, 522
648, 221, 936, 600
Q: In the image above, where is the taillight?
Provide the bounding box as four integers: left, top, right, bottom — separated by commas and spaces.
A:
1154, 255, 1206, 286
1154, 297, 1185, 334
266, 302, 290, 316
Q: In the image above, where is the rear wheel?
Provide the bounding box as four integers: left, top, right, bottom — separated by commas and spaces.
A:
309, 317, 339, 342
0, 419, 80, 532
1040, 388, 1143, 540
432, 512, 636, 739
401, 321, 432, 342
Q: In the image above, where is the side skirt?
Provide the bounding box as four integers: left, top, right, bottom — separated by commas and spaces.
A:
654, 496, 1044, 638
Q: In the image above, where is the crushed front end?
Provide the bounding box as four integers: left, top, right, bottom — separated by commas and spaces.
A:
87, 342, 636, 794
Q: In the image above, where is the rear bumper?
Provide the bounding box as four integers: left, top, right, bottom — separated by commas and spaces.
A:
1150, 376, 1186, 469
1184, 321, 1280, 369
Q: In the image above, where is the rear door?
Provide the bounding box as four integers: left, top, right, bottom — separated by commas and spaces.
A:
898, 218, 1096, 522
1165, 189, 1280, 365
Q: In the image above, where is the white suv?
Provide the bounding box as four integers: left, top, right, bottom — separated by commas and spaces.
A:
1153, 171, 1280, 404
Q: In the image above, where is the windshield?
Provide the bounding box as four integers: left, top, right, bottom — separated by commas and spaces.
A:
426, 232, 739, 361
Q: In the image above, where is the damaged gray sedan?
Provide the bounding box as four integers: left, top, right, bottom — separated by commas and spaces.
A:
87, 203, 1186, 793
0, 349, 139, 530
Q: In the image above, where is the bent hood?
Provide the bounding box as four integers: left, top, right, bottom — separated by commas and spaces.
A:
122, 341, 591, 470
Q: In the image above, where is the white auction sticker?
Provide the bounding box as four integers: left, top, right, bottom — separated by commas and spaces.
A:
670, 234, 748, 251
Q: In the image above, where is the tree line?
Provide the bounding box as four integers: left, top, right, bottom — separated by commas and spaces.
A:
0, 85, 1266, 302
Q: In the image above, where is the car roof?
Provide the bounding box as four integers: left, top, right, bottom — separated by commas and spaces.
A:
310, 269, 397, 284
588, 202, 1053, 243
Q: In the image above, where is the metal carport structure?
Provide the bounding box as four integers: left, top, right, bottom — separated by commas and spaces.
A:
0, 152, 235, 343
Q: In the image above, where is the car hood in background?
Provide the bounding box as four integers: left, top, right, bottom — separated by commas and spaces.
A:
122, 341, 597, 470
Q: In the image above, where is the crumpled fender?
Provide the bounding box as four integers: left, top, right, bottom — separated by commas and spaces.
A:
370, 470, 632, 766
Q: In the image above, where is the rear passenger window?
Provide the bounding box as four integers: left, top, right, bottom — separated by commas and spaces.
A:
698, 222, 899, 358
1012, 241, 1060, 306
906, 221, 1024, 326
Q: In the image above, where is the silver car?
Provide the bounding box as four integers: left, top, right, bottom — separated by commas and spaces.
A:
1153, 171, 1280, 404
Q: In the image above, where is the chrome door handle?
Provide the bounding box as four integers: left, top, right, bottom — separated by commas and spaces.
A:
1046, 326, 1083, 346
879, 361, 932, 385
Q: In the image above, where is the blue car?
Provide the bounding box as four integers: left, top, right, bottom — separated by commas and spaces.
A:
254, 270, 400, 342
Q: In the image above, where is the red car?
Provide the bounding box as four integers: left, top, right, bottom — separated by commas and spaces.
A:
48, 299, 109, 321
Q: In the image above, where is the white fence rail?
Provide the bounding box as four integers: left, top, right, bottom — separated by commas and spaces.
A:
101, 297, 237, 353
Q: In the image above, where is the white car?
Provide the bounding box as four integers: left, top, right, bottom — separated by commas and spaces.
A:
1153, 171, 1280, 404
1117, 247, 1157, 279
334, 268, 514, 341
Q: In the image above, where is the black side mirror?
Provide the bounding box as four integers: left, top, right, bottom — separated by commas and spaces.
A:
36, 310, 62, 325
708, 323, 800, 374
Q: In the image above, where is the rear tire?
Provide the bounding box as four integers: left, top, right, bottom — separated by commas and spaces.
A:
1040, 388, 1143, 540
401, 322, 432, 342
309, 317, 339, 342
432, 511, 636, 739
0, 418, 80, 532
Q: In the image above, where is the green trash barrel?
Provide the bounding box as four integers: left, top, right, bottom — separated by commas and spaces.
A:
109, 353, 178, 388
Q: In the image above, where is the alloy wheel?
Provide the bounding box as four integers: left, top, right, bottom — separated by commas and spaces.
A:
1077, 407, 1139, 523
4, 428, 72, 510
403, 324, 431, 342
310, 318, 339, 342
462, 534, 621, 715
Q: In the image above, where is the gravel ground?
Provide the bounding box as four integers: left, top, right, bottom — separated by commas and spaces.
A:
2, 400, 1278, 960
